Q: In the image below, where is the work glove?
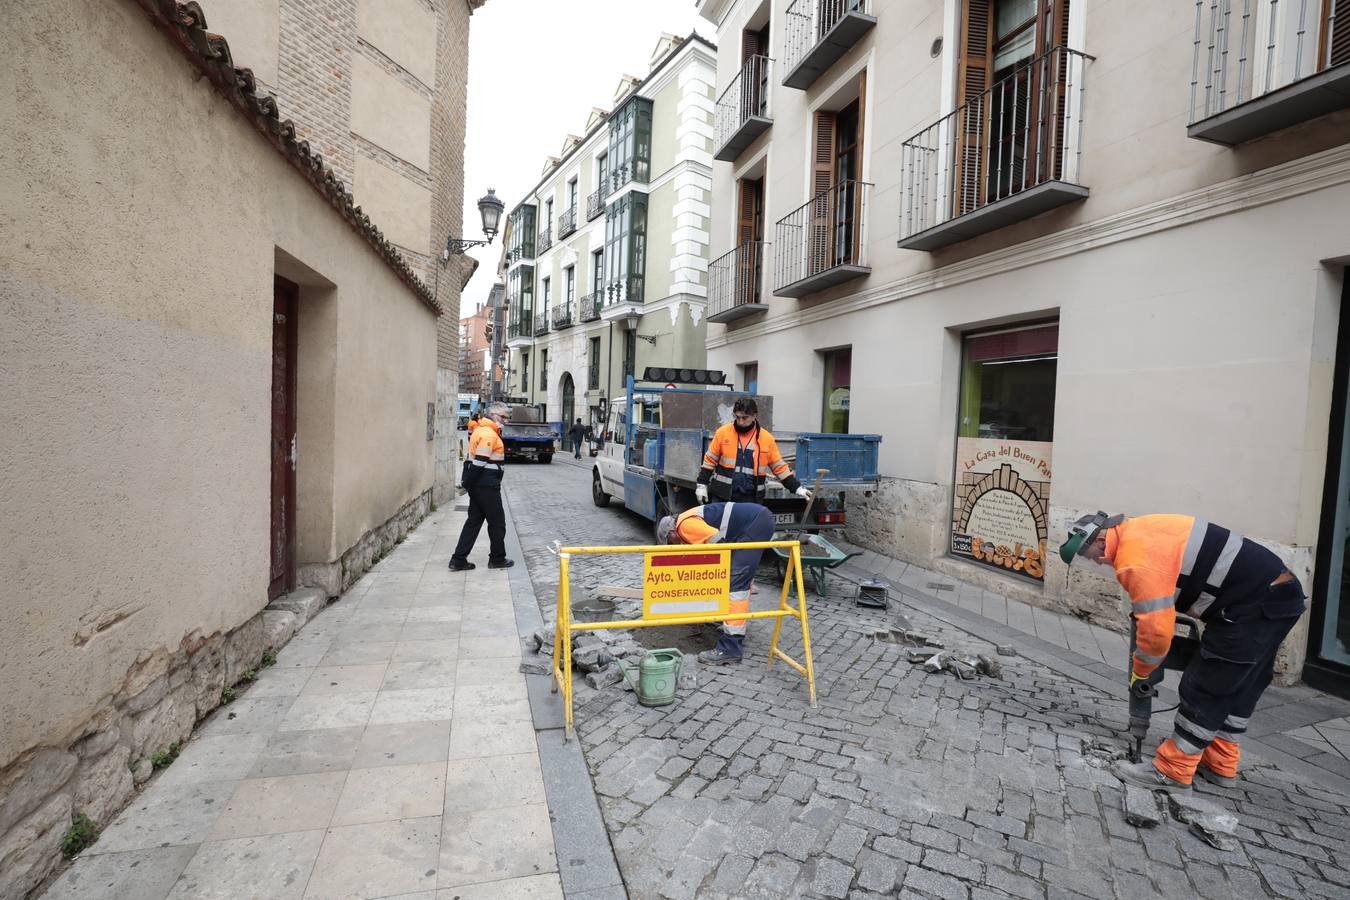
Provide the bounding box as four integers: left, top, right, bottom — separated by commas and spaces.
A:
795, 486, 813, 501
695, 484, 708, 503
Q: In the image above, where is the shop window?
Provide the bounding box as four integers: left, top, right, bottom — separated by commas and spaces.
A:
951, 322, 1058, 581
821, 348, 851, 433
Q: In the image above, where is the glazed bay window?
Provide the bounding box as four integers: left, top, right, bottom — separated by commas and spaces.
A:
951, 323, 1058, 582
898, 0, 1091, 251
1190, 0, 1350, 144
606, 96, 652, 194
604, 192, 647, 307
506, 205, 536, 264
506, 264, 534, 341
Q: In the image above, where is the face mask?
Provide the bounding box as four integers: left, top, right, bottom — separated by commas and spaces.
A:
733, 419, 754, 433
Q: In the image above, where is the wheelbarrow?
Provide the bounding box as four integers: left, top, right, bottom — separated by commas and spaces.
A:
769, 532, 861, 598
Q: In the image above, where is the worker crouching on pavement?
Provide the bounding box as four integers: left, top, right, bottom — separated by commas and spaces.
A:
695, 397, 812, 506
657, 502, 774, 665
1060, 512, 1306, 791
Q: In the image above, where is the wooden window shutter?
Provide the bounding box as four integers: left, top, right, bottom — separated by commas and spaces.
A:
810, 111, 837, 277
956, 0, 993, 216
736, 180, 759, 246
742, 28, 761, 63
1323, 0, 1350, 70
736, 179, 761, 303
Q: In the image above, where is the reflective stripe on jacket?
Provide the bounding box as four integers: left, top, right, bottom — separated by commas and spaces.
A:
1108, 515, 1286, 677
464, 420, 505, 487
696, 423, 801, 500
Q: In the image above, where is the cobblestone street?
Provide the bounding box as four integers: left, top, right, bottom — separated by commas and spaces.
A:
508, 459, 1350, 899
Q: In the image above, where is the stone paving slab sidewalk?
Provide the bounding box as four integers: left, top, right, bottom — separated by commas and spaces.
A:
507, 461, 1350, 900
41, 509, 563, 900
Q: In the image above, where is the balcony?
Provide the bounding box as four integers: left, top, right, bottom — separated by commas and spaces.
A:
715, 56, 774, 162
783, 0, 876, 91
506, 308, 533, 348
607, 161, 650, 197
537, 227, 553, 254
897, 46, 1092, 252
774, 179, 872, 298
1188, 0, 1350, 145
533, 310, 550, 338
558, 207, 578, 239
580, 290, 602, 322
552, 303, 575, 330
586, 187, 605, 221
708, 242, 769, 323
600, 274, 645, 320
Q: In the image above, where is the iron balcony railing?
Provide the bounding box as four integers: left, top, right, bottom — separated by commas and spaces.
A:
715, 55, 773, 160
708, 242, 769, 321
774, 180, 872, 295
552, 303, 575, 329
580, 290, 602, 322
533, 310, 550, 337
605, 273, 645, 307
1190, 0, 1350, 124
586, 187, 606, 221
783, 0, 875, 88
609, 161, 650, 196
537, 227, 553, 254
898, 46, 1091, 244
558, 207, 578, 239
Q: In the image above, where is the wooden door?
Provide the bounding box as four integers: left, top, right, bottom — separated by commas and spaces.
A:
736, 178, 764, 304
269, 277, 298, 600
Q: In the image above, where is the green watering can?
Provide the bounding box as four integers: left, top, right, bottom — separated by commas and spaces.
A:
618, 648, 685, 707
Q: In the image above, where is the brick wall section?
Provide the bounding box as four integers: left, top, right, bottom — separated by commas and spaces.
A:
432, 0, 472, 370
277, 0, 356, 187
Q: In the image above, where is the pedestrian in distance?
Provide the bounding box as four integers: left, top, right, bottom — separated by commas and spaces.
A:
656, 501, 775, 665
569, 417, 587, 460
448, 402, 515, 571
1060, 511, 1306, 791
695, 397, 812, 506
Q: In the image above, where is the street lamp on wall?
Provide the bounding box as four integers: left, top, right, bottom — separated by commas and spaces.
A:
441, 188, 506, 263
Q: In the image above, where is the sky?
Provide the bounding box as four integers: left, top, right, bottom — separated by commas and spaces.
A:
457, 0, 714, 317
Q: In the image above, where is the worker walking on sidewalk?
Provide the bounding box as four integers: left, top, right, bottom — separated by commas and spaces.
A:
1060, 512, 1306, 791
657, 502, 774, 665
449, 403, 515, 571
695, 397, 812, 505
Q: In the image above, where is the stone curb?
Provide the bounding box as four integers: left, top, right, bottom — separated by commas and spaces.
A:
499, 497, 628, 899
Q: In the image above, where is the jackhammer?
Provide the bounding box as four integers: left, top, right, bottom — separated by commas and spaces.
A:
1126, 614, 1201, 763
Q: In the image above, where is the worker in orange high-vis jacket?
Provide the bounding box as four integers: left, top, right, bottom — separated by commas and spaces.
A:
695, 397, 812, 505
449, 403, 515, 571
656, 502, 774, 664
1060, 512, 1306, 792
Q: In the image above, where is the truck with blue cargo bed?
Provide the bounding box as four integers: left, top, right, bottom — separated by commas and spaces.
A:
591, 371, 880, 538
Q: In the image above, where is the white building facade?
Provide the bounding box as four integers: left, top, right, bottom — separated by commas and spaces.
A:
503, 34, 719, 446
698, 0, 1350, 686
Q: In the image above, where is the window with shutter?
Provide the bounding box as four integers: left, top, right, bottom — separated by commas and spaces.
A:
810, 110, 836, 277
1323, 0, 1350, 69
736, 179, 764, 305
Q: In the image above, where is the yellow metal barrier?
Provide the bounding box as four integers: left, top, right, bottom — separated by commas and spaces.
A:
550, 540, 817, 738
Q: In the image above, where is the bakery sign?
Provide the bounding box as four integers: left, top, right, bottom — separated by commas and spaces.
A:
951, 438, 1053, 580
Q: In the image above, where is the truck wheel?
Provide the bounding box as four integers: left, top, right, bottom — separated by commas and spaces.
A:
540, 453, 553, 464
592, 471, 610, 507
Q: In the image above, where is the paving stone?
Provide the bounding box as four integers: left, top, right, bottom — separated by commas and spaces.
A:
813, 856, 854, 898
825, 822, 868, 863
1122, 785, 1162, 827
904, 865, 971, 899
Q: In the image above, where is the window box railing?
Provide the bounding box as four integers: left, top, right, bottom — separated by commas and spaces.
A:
605, 274, 645, 308
715, 56, 774, 162
897, 46, 1091, 252
783, 0, 877, 91
774, 179, 872, 297
1189, 0, 1350, 144
552, 304, 575, 329
558, 207, 578, 239
586, 187, 606, 221
708, 242, 770, 323
533, 310, 550, 337
537, 227, 553, 253
580, 290, 602, 322
608, 161, 650, 197
508, 308, 532, 341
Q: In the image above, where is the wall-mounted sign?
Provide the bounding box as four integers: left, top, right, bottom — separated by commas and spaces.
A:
951, 438, 1052, 580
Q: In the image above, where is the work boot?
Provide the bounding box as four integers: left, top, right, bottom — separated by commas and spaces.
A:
697, 647, 742, 665
487, 558, 515, 569
1111, 759, 1191, 793
448, 559, 476, 571
1196, 762, 1237, 788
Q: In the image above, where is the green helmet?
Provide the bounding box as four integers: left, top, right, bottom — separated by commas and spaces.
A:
1059, 511, 1124, 564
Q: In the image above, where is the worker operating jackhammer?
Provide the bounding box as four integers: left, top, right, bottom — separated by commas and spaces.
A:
1060, 512, 1306, 792
656, 502, 774, 665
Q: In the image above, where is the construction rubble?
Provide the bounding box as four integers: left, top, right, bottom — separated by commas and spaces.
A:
873, 626, 1006, 680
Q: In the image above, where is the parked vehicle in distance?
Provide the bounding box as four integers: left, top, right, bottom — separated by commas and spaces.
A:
502, 404, 558, 464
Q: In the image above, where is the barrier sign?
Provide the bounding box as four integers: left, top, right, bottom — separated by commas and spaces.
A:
551, 540, 817, 738
642, 549, 730, 619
